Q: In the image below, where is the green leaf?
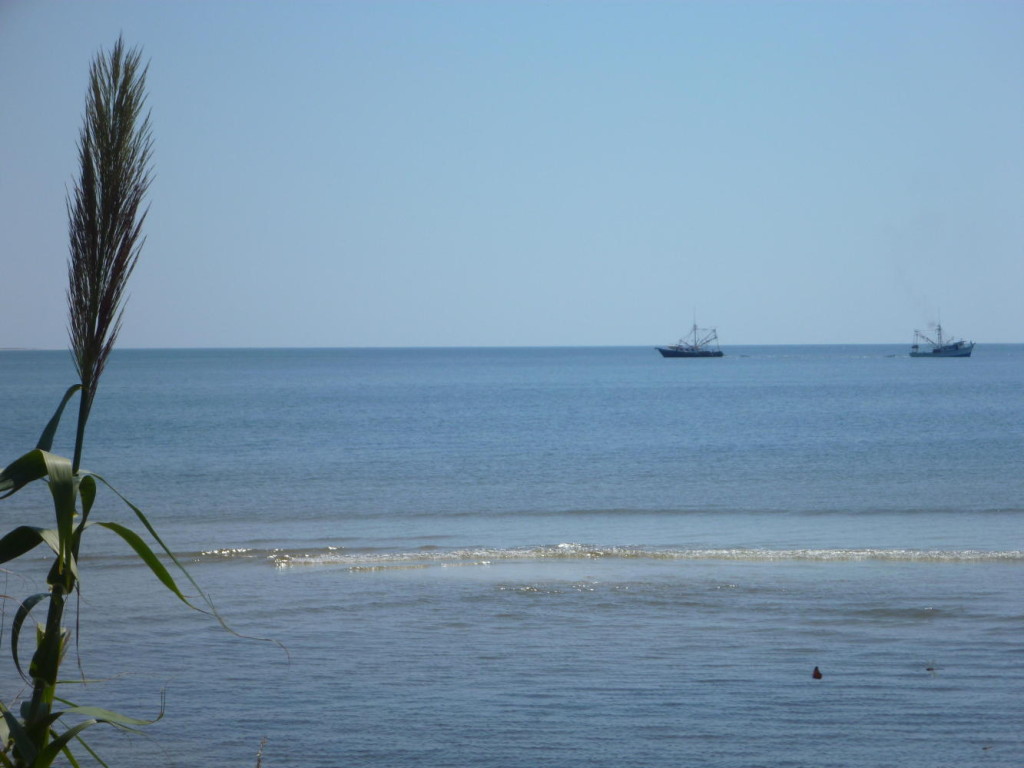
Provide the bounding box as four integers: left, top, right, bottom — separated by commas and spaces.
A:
78, 475, 96, 518
89, 474, 217, 616
0, 706, 36, 766
58, 743, 83, 768
25, 700, 162, 767
11, 593, 50, 684
0, 527, 50, 564
68, 475, 98, 568
0, 450, 52, 498
66, 732, 108, 768
54, 689, 165, 732
35, 720, 100, 767
36, 385, 82, 452
91, 522, 193, 607
57, 705, 159, 728
42, 453, 76, 574
87, 478, 283, 651
0, 710, 10, 766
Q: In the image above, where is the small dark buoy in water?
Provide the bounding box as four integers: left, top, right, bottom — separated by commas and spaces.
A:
812, 666, 823, 679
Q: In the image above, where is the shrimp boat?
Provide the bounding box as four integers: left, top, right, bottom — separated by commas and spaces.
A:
910, 324, 974, 357
657, 324, 724, 358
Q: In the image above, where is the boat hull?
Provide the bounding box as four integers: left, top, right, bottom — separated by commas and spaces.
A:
657, 347, 724, 358
909, 342, 974, 358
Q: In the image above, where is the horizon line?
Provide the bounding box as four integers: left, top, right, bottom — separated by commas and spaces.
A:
3, 341, 1018, 352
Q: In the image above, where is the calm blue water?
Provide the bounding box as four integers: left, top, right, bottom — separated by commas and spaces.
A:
2, 346, 1022, 767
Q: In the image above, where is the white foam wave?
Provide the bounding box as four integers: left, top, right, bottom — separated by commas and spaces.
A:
267, 543, 1024, 569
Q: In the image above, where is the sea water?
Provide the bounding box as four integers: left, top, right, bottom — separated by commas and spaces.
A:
1, 346, 1022, 767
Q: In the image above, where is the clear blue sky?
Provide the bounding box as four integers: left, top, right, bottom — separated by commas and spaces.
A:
2, 1, 1021, 348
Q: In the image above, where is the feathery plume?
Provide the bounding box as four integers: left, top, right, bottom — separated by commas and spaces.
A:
67, 36, 152, 471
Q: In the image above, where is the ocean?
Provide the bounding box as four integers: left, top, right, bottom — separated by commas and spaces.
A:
1, 345, 1022, 767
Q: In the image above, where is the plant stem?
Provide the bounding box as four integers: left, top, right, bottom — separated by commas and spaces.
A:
22, 587, 69, 765
71, 392, 92, 476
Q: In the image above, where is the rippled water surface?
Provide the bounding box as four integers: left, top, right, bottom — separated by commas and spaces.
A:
1, 346, 1022, 766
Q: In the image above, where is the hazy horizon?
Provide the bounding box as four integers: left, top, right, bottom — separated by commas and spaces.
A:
4, 339, 1012, 353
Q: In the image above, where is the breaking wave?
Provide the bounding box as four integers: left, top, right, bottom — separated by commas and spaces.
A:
194, 542, 1024, 569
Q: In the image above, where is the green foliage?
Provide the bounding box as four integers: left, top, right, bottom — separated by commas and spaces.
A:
0, 37, 218, 767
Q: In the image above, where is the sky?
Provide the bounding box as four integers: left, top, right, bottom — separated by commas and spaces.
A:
1, 1, 1022, 348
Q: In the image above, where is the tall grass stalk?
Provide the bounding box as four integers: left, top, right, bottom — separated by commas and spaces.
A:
67, 36, 152, 476
0, 38, 218, 768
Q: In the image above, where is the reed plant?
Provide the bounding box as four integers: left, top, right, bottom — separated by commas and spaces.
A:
0, 38, 218, 767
